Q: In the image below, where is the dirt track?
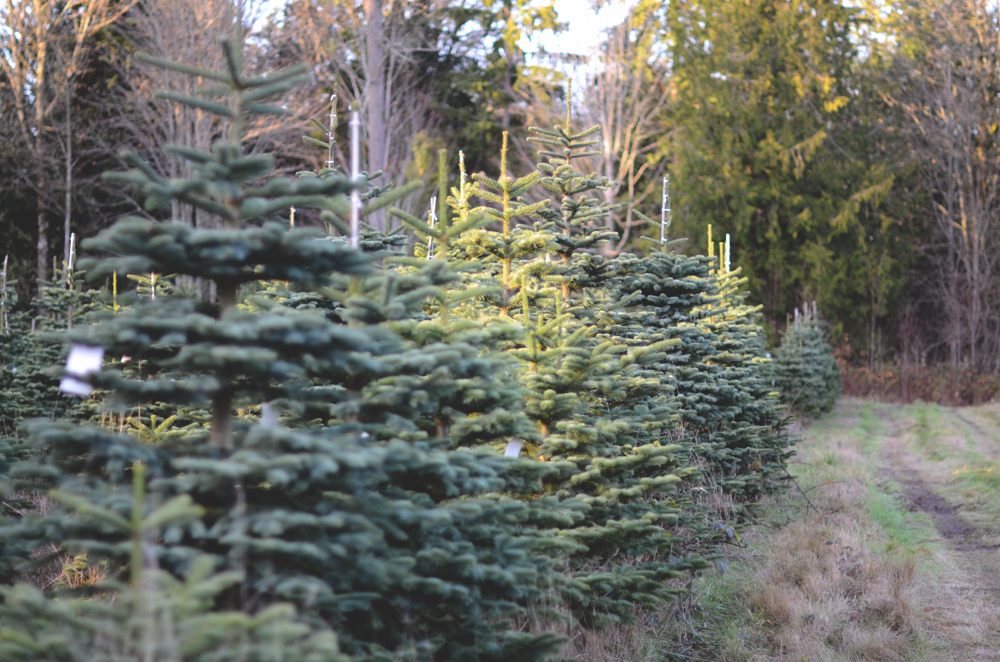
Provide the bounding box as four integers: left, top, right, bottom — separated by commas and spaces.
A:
839, 400, 1000, 659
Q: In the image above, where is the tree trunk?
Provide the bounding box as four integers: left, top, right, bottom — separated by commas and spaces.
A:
603, 150, 616, 230
210, 279, 238, 448
36, 160, 49, 290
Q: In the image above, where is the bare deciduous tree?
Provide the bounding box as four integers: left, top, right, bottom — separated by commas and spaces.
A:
274, 0, 446, 230
107, 0, 298, 213
0, 0, 135, 288
582, 2, 668, 249
111, 0, 237, 229
893, 0, 1000, 373
270, 0, 561, 230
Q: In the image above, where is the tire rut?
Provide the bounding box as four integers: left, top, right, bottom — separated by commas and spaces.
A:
881, 437, 990, 551
875, 410, 1000, 659
953, 409, 992, 442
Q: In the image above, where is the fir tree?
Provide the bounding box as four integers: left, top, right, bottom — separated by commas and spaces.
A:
698, 234, 790, 501
0, 467, 345, 662
0, 37, 801, 659
776, 302, 841, 417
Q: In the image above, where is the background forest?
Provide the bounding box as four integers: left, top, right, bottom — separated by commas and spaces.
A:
4, 0, 1000, 400
0, 0, 1000, 394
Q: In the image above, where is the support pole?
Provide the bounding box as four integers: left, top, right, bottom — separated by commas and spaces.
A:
349, 110, 361, 248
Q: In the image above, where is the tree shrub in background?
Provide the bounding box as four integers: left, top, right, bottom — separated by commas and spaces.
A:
775, 303, 841, 417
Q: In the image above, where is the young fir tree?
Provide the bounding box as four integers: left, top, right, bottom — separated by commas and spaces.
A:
526, 106, 714, 619
0, 239, 100, 458
776, 302, 841, 417
697, 232, 790, 502
295, 93, 420, 252
601, 246, 725, 559
0, 243, 107, 581
425, 110, 706, 622
1, 41, 568, 660
0, 467, 344, 661
245, 124, 571, 659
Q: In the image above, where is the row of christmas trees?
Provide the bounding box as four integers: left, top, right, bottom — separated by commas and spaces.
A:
0, 43, 798, 659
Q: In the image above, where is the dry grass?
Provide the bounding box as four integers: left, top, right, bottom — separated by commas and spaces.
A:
738, 482, 918, 662
561, 621, 661, 662
7, 490, 110, 591
54, 553, 108, 590
699, 399, 1000, 661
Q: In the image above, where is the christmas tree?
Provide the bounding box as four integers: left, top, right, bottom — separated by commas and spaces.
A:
776, 302, 841, 417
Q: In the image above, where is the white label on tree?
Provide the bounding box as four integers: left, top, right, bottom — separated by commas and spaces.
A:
60, 345, 104, 397
260, 402, 278, 427
504, 439, 524, 458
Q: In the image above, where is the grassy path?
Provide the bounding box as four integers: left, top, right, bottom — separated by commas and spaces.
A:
681, 398, 1000, 661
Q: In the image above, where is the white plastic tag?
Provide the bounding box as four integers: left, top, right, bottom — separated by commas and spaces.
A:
260, 402, 278, 427
60, 345, 104, 396
504, 439, 523, 458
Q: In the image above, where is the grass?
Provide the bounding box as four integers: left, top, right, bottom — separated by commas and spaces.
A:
912, 402, 947, 461
566, 399, 1000, 660
682, 485, 927, 661
658, 400, 944, 661
909, 403, 1000, 532
866, 487, 941, 558
948, 461, 1000, 529
858, 401, 880, 454
952, 462, 1000, 491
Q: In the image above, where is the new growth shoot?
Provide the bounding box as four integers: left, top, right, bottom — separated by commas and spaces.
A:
660, 175, 671, 244
427, 195, 437, 260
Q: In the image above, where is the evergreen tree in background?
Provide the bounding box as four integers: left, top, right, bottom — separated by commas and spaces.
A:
776, 303, 841, 417
668, 0, 868, 337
